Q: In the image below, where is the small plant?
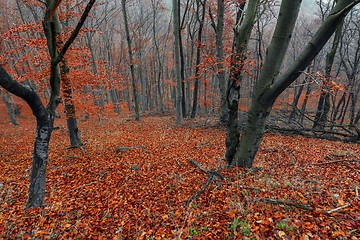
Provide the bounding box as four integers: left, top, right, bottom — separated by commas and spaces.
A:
230, 218, 251, 238
190, 202, 198, 210
240, 220, 251, 236
276, 221, 294, 232
230, 217, 240, 236
168, 184, 173, 193
187, 227, 199, 239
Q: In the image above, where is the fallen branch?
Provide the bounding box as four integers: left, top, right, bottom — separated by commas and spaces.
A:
186, 159, 224, 206
325, 186, 359, 214
326, 203, 351, 214
194, 144, 212, 149
66, 145, 85, 153
116, 146, 145, 153
259, 198, 313, 211
307, 159, 359, 166
70, 181, 98, 192
187, 158, 210, 173
186, 174, 215, 206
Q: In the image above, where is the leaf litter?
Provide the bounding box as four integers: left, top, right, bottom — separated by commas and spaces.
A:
0, 115, 359, 239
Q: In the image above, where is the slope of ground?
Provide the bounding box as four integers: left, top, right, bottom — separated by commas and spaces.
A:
0, 114, 359, 239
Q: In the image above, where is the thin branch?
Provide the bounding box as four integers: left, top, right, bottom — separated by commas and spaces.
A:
307, 159, 359, 166
70, 181, 98, 192
52, 0, 96, 66
259, 198, 313, 211
186, 174, 214, 206
186, 159, 225, 206
187, 158, 210, 173
326, 203, 351, 214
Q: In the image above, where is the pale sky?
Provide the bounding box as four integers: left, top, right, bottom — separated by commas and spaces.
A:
300, 0, 319, 17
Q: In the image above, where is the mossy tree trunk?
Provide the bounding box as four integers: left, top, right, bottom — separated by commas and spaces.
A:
230, 0, 359, 168
225, 0, 258, 164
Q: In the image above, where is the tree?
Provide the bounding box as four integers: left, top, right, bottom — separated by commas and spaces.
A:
190, 0, 207, 118
225, 0, 258, 163
173, 0, 183, 124
1, 90, 19, 125
209, 0, 227, 124
228, 0, 360, 168
0, 0, 95, 208
122, 0, 140, 121
313, 0, 344, 130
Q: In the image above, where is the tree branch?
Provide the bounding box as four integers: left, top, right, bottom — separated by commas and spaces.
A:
307, 158, 359, 166
52, 0, 96, 67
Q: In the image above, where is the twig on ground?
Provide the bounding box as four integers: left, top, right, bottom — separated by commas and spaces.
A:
302, 179, 322, 186
70, 181, 98, 192
307, 159, 359, 166
187, 158, 210, 173
259, 198, 313, 211
325, 186, 359, 214
116, 146, 145, 152
66, 145, 85, 153
194, 144, 212, 149
186, 174, 215, 206
186, 159, 225, 206
326, 203, 351, 214
99, 171, 108, 180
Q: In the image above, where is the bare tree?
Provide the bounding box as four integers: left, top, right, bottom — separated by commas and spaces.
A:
229, 0, 359, 168
0, 0, 95, 208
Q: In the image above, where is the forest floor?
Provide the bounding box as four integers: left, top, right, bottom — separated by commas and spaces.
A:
0, 114, 359, 239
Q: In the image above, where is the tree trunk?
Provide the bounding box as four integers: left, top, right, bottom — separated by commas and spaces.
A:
233, 101, 272, 167
27, 115, 53, 208
299, 80, 313, 125
231, 0, 359, 167
61, 64, 82, 147
1, 92, 19, 125
190, 0, 206, 118
178, 0, 187, 118
121, 0, 140, 121
225, 0, 258, 164
173, 0, 182, 124
289, 77, 306, 121
209, 0, 227, 123
313, 19, 343, 129
231, 0, 302, 167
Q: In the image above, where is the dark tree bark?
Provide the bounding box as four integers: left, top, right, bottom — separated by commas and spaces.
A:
121, 0, 140, 121
230, 0, 359, 168
0, 0, 95, 208
61, 63, 82, 147
173, 0, 183, 124
209, 0, 227, 124
225, 0, 258, 164
190, 0, 207, 118
313, 18, 343, 129
1, 91, 19, 125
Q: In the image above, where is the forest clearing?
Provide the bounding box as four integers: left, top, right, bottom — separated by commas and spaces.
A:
0, 114, 359, 239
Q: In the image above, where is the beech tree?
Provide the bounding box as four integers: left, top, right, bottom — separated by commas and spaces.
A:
122, 0, 140, 121
173, 0, 183, 124
227, 0, 360, 168
0, 0, 95, 208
